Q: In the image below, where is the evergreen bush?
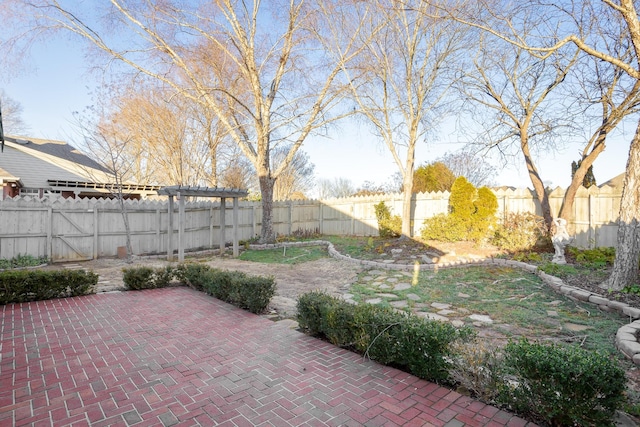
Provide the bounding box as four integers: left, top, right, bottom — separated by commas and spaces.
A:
374, 201, 401, 238
122, 266, 175, 290
420, 178, 498, 243
449, 177, 476, 221
498, 339, 626, 426
0, 269, 97, 304
200, 269, 275, 314
174, 262, 212, 291
297, 291, 474, 383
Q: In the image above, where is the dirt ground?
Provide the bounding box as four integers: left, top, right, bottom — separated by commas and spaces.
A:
59, 253, 363, 317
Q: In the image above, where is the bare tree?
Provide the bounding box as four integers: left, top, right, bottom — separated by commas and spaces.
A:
0, 90, 29, 135
437, 150, 497, 187
72, 109, 142, 262
434, 0, 640, 289
105, 82, 221, 186
458, 31, 579, 229
316, 177, 356, 199
341, 0, 469, 237
558, 47, 640, 223
271, 146, 315, 201
10, 0, 366, 242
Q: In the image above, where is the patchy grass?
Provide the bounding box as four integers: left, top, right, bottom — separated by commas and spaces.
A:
0, 254, 49, 270
349, 266, 624, 357
239, 246, 327, 264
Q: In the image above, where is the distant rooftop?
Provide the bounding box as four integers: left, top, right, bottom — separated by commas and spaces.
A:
4, 136, 111, 174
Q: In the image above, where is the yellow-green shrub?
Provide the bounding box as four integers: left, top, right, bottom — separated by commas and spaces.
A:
374, 201, 401, 238
420, 178, 498, 243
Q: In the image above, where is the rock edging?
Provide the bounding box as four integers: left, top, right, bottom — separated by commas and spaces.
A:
248, 240, 640, 365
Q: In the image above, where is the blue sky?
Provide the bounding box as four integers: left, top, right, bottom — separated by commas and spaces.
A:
2, 34, 630, 191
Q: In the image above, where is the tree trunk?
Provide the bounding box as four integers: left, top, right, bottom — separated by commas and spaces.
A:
258, 174, 276, 243
602, 121, 640, 290
558, 133, 606, 227
116, 186, 134, 263
521, 135, 553, 230
401, 149, 416, 238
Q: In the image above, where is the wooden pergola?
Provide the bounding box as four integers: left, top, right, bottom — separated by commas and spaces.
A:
157, 186, 249, 262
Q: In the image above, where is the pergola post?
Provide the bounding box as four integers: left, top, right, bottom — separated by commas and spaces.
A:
220, 198, 226, 255
178, 191, 185, 263
157, 186, 248, 260
233, 197, 240, 257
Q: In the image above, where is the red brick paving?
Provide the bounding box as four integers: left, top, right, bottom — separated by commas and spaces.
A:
0, 287, 537, 426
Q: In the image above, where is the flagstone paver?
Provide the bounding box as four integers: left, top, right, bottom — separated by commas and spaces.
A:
1, 287, 536, 426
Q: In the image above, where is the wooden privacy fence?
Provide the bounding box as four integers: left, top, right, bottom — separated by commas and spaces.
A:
0, 184, 622, 262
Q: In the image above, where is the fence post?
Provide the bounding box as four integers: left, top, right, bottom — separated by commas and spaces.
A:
209, 205, 215, 249
47, 206, 53, 260
156, 208, 161, 254
351, 202, 355, 235
252, 204, 256, 237
178, 192, 185, 262
319, 203, 324, 234
167, 196, 174, 261
589, 194, 596, 248
288, 201, 293, 235
220, 198, 226, 254
93, 207, 98, 260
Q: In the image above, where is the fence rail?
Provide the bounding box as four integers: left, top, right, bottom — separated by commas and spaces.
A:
0, 184, 622, 262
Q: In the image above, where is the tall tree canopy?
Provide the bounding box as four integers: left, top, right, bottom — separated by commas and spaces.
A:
9, 0, 368, 242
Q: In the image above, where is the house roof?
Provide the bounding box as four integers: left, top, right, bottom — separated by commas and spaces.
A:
0, 135, 156, 195
599, 173, 625, 189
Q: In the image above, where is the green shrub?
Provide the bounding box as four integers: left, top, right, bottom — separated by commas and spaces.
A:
233, 275, 277, 314
175, 263, 276, 313
498, 339, 626, 426
201, 269, 275, 314
174, 262, 212, 291
420, 180, 498, 243
420, 214, 467, 242
511, 252, 543, 263
297, 291, 338, 335
492, 212, 548, 251
374, 201, 401, 238
122, 266, 175, 290
568, 246, 615, 268
623, 284, 640, 296
469, 187, 498, 242
0, 269, 97, 304
297, 292, 474, 383
449, 176, 476, 221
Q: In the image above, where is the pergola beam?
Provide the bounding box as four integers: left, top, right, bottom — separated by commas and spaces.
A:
158, 186, 248, 262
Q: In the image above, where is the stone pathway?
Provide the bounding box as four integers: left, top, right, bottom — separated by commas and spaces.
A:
341, 269, 498, 328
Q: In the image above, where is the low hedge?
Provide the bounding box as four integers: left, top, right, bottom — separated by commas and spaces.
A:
297, 291, 474, 384
141, 263, 276, 314
198, 268, 275, 314
173, 263, 212, 291
122, 266, 175, 290
498, 339, 626, 426
0, 269, 98, 304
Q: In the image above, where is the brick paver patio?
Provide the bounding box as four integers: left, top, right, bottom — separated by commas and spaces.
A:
0, 287, 536, 426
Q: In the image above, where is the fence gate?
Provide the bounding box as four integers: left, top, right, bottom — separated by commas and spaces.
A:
51, 209, 93, 262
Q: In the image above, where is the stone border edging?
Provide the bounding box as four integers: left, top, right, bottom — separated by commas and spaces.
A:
248, 240, 640, 365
